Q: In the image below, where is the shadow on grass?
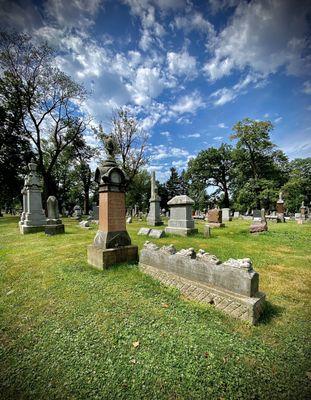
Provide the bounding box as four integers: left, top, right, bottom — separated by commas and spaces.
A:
257, 300, 284, 325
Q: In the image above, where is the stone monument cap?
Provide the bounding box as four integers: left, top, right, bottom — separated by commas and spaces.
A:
277, 191, 284, 204
168, 195, 194, 206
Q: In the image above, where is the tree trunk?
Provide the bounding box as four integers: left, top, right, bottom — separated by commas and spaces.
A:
223, 189, 230, 207
83, 185, 90, 214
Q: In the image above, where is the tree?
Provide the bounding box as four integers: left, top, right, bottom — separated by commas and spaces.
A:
187, 144, 235, 208
126, 169, 150, 211
231, 118, 288, 209
95, 107, 149, 187
281, 158, 311, 212
0, 104, 33, 211
0, 31, 88, 199
165, 167, 181, 200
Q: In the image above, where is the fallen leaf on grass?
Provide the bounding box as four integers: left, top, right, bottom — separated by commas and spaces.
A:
130, 358, 137, 364
204, 352, 209, 358
162, 303, 169, 308
6, 290, 14, 296
132, 341, 140, 348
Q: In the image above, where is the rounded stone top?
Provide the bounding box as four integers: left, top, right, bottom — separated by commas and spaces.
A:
167, 195, 195, 205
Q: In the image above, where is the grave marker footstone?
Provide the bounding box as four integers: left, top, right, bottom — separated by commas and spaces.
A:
149, 229, 165, 238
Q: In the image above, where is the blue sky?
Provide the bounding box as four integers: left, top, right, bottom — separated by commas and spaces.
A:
1, 0, 311, 181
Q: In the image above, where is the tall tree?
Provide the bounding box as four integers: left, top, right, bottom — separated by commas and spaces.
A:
95, 107, 149, 187
165, 167, 181, 200
187, 144, 235, 207
0, 104, 33, 211
231, 118, 288, 209
0, 31, 88, 198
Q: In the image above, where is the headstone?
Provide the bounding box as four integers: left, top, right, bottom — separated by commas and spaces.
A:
147, 171, 163, 226
203, 224, 211, 238
87, 136, 138, 269
19, 161, 46, 234
149, 229, 165, 239
233, 211, 240, 218
295, 213, 301, 220
79, 220, 90, 228
92, 203, 99, 220
126, 216, 132, 223
165, 195, 198, 236
297, 201, 308, 224
45, 196, 65, 235
276, 191, 285, 222
222, 208, 232, 221
138, 228, 151, 236
73, 205, 82, 220
207, 208, 224, 228
250, 208, 268, 233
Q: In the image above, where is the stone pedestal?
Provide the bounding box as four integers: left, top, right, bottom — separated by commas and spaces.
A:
87, 141, 138, 269
147, 171, 163, 226
165, 195, 197, 236
19, 161, 46, 234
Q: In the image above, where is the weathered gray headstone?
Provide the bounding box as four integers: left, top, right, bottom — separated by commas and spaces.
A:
149, 229, 165, 239
222, 208, 231, 221
45, 196, 65, 235
126, 216, 132, 223
19, 161, 46, 234
73, 205, 82, 220
233, 211, 240, 218
147, 171, 163, 226
165, 195, 198, 236
92, 203, 99, 220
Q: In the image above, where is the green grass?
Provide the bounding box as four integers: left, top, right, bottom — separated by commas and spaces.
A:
0, 216, 310, 399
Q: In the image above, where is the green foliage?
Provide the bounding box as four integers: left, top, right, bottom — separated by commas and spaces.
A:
187, 144, 235, 208
126, 170, 151, 211
0, 31, 88, 201
0, 217, 310, 399
166, 167, 182, 200
281, 158, 311, 212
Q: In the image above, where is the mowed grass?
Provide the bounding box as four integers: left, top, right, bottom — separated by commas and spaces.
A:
0, 216, 310, 400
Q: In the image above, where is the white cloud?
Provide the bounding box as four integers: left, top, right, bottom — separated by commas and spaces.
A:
174, 12, 215, 37
44, 0, 102, 30
213, 136, 224, 141
217, 123, 227, 128
302, 81, 311, 95
264, 113, 269, 118
149, 144, 189, 160
274, 117, 283, 123
210, 73, 264, 106
170, 91, 205, 114
167, 50, 197, 78
188, 133, 200, 138
160, 131, 171, 137
204, 0, 311, 81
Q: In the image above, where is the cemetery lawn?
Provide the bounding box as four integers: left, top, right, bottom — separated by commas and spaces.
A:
0, 216, 310, 400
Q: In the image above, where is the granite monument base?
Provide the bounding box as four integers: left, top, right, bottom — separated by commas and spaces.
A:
165, 227, 198, 236
45, 224, 65, 235
87, 244, 138, 270
20, 225, 45, 234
